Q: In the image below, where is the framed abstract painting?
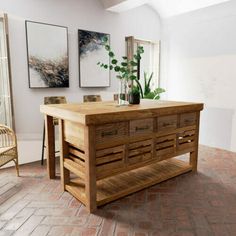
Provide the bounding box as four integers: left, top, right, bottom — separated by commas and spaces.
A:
25, 21, 69, 88
78, 29, 110, 87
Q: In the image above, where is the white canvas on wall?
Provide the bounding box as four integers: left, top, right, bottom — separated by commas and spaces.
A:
26, 21, 69, 88
78, 29, 110, 87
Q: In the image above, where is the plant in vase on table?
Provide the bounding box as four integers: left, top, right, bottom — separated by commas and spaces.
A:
134, 71, 166, 100
97, 36, 144, 105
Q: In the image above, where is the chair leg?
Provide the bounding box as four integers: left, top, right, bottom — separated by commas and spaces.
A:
41, 124, 45, 165
13, 159, 19, 177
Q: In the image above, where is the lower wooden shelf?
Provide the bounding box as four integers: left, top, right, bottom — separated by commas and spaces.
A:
65, 158, 192, 207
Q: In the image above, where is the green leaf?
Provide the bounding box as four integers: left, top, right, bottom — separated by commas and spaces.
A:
102, 36, 108, 43
97, 62, 100, 65
109, 65, 113, 70
104, 64, 108, 69
130, 61, 138, 66
111, 59, 118, 65
129, 75, 136, 80
153, 95, 160, 100
105, 45, 110, 51
120, 67, 126, 73
144, 92, 155, 99
134, 78, 144, 98
147, 72, 153, 89
122, 56, 128, 60
114, 66, 120, 72
109, 51, 114, 57
121, 62, 128, 67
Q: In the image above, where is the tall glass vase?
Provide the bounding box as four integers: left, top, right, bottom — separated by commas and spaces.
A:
118, 79, 128, 106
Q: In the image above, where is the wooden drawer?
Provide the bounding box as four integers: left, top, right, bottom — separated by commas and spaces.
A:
157, 115, 177, 132
96, 145, 125, 175
128, 139, 153, 165
95, 122, 128, 143
180, 112, 196, 127
156, 134, 176, 158
177, 130, 195, 151
130, 118, 154, 136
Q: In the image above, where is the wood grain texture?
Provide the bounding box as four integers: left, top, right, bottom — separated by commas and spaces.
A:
45, 115, 55, 179
190, 111, 201, 171
66, 159, 192, 207
157, 115, 177, 132
84, 125, 97, 212
41, 100, 204, 212
64, 121, 85, 150
40, 100, 203, 125
130, 118, 154, 136
59, 120, 70, 190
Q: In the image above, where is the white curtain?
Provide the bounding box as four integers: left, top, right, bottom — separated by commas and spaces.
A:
0, 18, 13, 128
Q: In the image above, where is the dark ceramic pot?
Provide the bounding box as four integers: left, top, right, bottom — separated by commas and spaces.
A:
128, 93, 140, 104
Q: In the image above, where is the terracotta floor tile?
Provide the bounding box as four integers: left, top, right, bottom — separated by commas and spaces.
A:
0, 145, 236, 235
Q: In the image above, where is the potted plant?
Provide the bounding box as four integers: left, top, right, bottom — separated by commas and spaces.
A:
128, 85, 140, 104
134, 71, 166, 100
97, 36, 144, 105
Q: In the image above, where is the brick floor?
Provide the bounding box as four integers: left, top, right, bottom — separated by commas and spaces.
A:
0, 145, 236, 236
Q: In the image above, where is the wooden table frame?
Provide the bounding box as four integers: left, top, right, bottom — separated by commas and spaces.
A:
41, 100, 203, 212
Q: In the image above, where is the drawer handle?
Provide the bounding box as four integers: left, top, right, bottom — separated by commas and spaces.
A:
135, 125, 149, 131
101, 130, 118, 137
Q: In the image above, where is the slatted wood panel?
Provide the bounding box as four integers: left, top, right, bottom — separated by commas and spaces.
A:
65, 158, 192, 207
63, 144, 86, 179
68, 144, 85, 165
96, 145, 125, 177
156, 134, 176, 158
128, 139, 153, 165
177, 129, 195, 151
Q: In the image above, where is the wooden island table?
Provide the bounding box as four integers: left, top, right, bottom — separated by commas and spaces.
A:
40, 100, 203, 212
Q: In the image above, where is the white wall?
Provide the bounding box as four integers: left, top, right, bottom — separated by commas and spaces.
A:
0, 0, 161, 164
161, 0, 236, 151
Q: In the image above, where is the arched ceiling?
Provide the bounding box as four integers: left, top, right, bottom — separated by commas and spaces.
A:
100, 0, 231, 18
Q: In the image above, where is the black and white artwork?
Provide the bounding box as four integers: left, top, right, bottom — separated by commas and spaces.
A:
78, 29, 110, 87
26, 21, 69, 88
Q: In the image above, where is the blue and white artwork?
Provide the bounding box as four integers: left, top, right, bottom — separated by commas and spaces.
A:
78, 29, 110, 87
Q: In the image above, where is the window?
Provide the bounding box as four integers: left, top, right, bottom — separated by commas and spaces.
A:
126, 36, 160, 91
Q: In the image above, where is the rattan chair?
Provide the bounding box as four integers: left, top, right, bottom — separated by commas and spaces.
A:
0, 125, 19, 176
83, 95, 102, 102
41, 96, 67, 165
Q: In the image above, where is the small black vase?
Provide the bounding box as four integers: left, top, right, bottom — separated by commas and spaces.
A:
129, 93, 140, 105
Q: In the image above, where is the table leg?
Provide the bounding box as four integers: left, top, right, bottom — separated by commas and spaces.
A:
190, 151, 198, 171
45, 115, 56, 179
59, 119, 70, 190
84, 125, 97, 213
190, 111, 200, 172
